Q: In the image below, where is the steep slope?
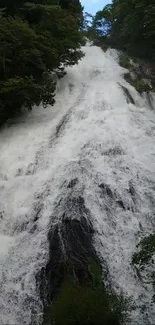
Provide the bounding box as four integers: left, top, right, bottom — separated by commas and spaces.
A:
0, 44, 155, 324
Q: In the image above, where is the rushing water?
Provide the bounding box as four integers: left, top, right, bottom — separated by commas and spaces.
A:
0, 44, 155, 324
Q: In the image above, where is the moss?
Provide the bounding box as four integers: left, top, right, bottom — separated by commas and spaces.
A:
124, 72, 133, 84
132, 233, 155, 300
132, 57, 141, 65
93, 38, 109, 52
131, 79, 152, 94
88, 258, 102, 289
6, 118, 18, 125
124, 73, 152, 94
119, 53, 139, 73
120, 53, 154, 94
132, 233, 155, 266
119, 54, 133, 70
44, 259, 129, 325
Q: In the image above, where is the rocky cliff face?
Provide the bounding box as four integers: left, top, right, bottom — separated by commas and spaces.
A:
139, 59, 155, 85
38, 192, 97, 307
37, 189, 128, 325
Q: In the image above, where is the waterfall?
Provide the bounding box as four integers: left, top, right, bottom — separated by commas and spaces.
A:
0, 44, 155, 324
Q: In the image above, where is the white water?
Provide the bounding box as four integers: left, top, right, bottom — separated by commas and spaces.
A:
0, 45, 155, 324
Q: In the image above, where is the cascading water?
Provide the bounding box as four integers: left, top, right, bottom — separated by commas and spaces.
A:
0, 44, 155, 324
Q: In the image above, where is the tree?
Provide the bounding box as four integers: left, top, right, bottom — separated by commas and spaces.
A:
0, 0, 84, 124
93, 4, 113, 37
93, 0, 155, 58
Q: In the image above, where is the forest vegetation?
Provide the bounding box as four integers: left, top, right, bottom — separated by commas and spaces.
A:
86, 0, 155, 94
1, 0, 155, 124
92, 0, 155, 59
0, 0, 84, 124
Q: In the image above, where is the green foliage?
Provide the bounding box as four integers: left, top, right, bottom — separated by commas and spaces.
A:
0, 0, 84, 124
1, 76, 41, 106
44, 259, 129, 325
0, 76, 40, 122
93, 0, 155, 59
59, 0, 84, 28
93, 4, 113, 37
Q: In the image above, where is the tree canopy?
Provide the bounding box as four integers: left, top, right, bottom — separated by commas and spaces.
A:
0, 0, 84, 124
93, 0, 155, 58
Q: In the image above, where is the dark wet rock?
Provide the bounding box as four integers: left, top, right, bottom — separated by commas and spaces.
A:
33, 204, 43, 222
117, 200, 126, 210
99, 183, 113, 198
55, 113, 70, 137
139, 59, 155, 84
36, 194, 103, 310
0, 173, 8, 181
29, 224, 38, 234
69, 83, 74, 92
57, 70, 66, 80
139, 222, 143, 231
35, 187, 129, 325
0, 211, 4, 219
128, 182, 136, 205
103, 146, 124, 156
67, 178, 78, 189
39, 217, 97, 307
120, 85, 135, 104
26, 163, 35, 175
16, 168, 23, 176
13, 221, 29, 234
129, 183, 135, 197
145, 93, 154, 110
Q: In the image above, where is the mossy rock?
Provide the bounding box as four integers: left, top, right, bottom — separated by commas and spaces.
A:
124, 73, 133, 85
132, 233, 155, 300
120, 52, 154, 94
124, 73, 153, 94
131, 79, 152, 93
88, 257, 103, 289
94, 39, 109, 52
119, 53, 139, 74
44, 259, 129, 325
132, 233, 155, 266
119, 54, 133, 70
6, 118, 19, 125
41, 205, 129, 325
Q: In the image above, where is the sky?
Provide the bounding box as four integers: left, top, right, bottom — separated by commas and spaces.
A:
81, 0, 111, 15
